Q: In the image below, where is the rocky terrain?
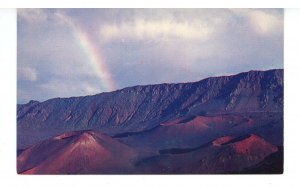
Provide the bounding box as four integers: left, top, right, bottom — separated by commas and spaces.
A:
17, 69, 283, 174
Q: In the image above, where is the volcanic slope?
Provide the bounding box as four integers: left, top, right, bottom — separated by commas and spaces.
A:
18, 130, 281, 174
135, 134, 279, 174
17, 130, 138, 174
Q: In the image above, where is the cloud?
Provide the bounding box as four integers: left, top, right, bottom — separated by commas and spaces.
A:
99, 18, 213, 42
18, 9, 48, 24
229, 9, 283, 36
249, 10, 282, 36
18, 67, 37, 81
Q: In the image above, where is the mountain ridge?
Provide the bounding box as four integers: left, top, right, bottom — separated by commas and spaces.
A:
17, 69, 283, 149
18, 68, 283, 105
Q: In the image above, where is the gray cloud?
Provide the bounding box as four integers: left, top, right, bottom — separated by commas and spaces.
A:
17, 9, 283, 104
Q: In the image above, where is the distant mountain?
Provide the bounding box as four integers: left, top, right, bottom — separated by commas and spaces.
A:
17, 69, 283, 149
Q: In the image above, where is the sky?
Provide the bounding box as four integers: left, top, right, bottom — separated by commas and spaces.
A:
17, 9, 283, 104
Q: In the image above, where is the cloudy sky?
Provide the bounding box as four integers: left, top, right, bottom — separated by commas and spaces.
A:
17, 9, 283, 104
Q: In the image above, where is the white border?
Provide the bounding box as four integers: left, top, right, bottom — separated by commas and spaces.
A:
0, 8, 17, 180
0, 0, 299, 8
284, 8, 300, 182
1, 6, 300, 187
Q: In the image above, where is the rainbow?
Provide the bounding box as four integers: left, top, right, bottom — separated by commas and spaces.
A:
58, 13, 116, 92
